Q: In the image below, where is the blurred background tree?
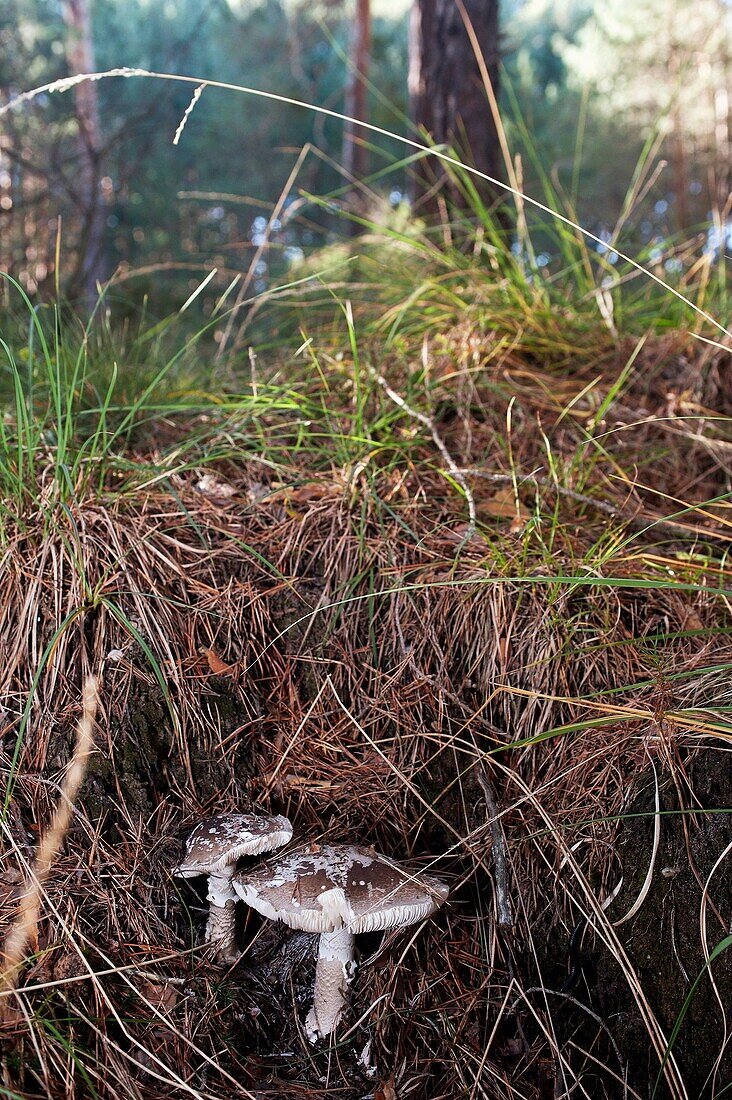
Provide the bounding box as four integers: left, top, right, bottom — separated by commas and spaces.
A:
563, 0, 731, 229
503, 0, 731, 239
0, 0, 408, 303
342, 0, 371, 184
408, 0, 502, 210
62, 0, 106, 301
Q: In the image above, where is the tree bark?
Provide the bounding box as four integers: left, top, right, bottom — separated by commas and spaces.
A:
409, 0, 501, 209
342, 0, 371, 234
342, 0, 371, 183
62, 0, 106, 304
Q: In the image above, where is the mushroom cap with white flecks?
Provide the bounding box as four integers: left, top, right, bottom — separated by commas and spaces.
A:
232, 843, 449, 934
174, 813, 293, 877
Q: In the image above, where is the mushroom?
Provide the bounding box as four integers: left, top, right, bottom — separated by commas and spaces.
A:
232, 842, 449, 1040
174, 812, 293, 964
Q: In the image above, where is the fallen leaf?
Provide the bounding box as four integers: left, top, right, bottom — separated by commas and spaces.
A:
0, 1002, 22, 1028
438, 523, 487, 546
375, 1075, 397, 1100
196, 473, 237, 502
287, 482, 331, 504
202, 648, 236, 677
281, 775, 338, 793
139, 979, 178, 1012
682, 610, 704, 631
480, 485, 530, 524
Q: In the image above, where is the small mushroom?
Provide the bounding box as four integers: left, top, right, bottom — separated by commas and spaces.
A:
233, 842, 449, 1040
174, 812, 292, 964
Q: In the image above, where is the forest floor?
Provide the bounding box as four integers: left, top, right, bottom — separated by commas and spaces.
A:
0, 221, 731, 1099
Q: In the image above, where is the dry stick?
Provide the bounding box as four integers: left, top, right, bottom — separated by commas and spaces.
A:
370, 365, 478, 542
458, 466, 732, 543
473, 762, 513, 930
1, 676, 98, 1002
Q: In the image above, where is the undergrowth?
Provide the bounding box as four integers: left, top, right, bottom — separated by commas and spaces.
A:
1, 75, 731, 1099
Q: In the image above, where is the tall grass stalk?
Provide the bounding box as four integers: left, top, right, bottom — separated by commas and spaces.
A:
0, 66, 729, 343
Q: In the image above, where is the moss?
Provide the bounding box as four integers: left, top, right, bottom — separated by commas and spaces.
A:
83, 680, 255, 820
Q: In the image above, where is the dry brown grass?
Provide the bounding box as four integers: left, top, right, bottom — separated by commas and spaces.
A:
1, 334, 732, 1098
1, 676, 97, 1013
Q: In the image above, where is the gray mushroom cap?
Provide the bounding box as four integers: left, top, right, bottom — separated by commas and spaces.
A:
232, 842, 449, 934
174, 813, 293, 877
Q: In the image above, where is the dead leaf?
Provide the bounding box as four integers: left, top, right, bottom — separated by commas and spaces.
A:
202, 648, 236, 677
438, 523, 486, 547
287, 482, 331, 504
266, 481, 332, 507
281, 775, 338, 793
196, 473, 237, 502
0, 1001, 22, 1028
480, 485, 530, 524
375, 1075, 397, 1100
682, 610, 704, 631
139, 979, 178, 1012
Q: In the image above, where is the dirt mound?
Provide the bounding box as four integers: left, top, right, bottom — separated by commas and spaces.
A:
2, 338, 732, 1097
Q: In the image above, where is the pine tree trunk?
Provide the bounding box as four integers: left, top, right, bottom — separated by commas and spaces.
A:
342, 0, 371, 183
342, 0, 371, 234
409, 0, 501, 209
62, 0, 106, 304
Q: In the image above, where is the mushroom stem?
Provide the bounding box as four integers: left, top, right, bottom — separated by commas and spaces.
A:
205, 870, 239, 963
305, 927, 356, 1042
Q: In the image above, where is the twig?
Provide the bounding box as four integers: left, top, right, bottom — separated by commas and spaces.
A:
370, 364, 477, 542
1, 677, 98, 1005
474, 761, 513, 930
457, 466, 731, 543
